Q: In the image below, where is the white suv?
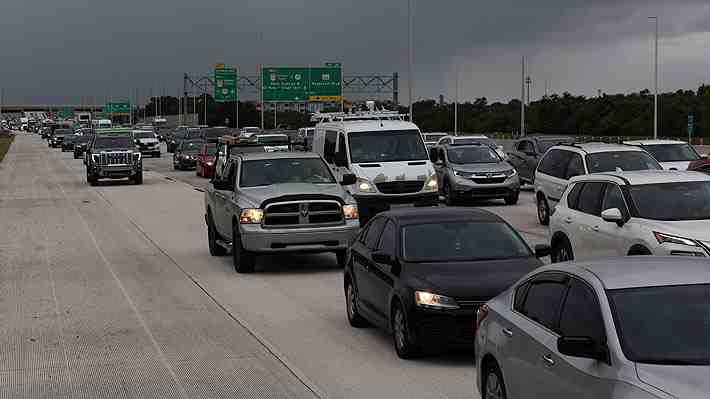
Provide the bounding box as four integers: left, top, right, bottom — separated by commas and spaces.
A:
534, 143, 661, 225
549, 170, 710, 262
623, 139, 704, 170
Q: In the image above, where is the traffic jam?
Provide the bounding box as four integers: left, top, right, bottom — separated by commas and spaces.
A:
29, 106, 710, 399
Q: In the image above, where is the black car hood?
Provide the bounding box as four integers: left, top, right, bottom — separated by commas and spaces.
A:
405, 257, 542, 300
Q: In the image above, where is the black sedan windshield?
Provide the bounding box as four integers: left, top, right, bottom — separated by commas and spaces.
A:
94, 136, 133, 149
629, 181, 710, 220
349, 130, 428, 163
402, 222, 531, 262
240, 158, 335, 187
447, 146, 500, 164
586, 151, 662, 173
608, 284, 710, 365
642, 144, 700, 162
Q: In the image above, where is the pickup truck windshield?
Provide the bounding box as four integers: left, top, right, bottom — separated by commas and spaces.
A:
240, 158, 336, 187
349, 130, 428, 163
94, 136, 133, 149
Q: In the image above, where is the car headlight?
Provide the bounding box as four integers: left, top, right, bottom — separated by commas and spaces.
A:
206, 161, 214, 166
414, 291, 459, 310
239, 208, 264, 224
355, 178, 376, 193
654, 232, 699, 247
453, 170, 473, 178
133, 153, 141, 162
423, 174, 438, 192
503, 169, 517, 177
342, 204, 359, 220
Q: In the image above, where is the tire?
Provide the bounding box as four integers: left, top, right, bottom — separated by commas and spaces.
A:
628, 246, 652, 256
537, 195, 550, 225
504, 191, 519, 205
482, 361, 508, 399
133, 171, 143, 185
232, 224, 255, 273
444, 181, 457, 206
391, 302, 421, 359
551, 237, 574, 263
155, 152, 160, 158
207, 215, 227, 256
336, 250, 347, 268
345, 279, 369, 328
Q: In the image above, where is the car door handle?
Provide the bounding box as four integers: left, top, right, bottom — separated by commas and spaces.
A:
502, 328, 513, 337
543, 354, 555, 366
592, 225, 600, 232
564, 217, 573, 224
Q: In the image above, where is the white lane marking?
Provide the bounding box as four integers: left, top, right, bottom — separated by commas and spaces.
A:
49, 145, 191, 399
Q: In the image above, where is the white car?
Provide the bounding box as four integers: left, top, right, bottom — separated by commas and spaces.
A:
422, 132, 448, 148
436, 134, 506, 159
624, 139, 705, 170
534, 143, 662, 225
550, 170, 710, 262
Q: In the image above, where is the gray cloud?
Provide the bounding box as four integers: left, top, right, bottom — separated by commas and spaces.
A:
1, 0, 709, 105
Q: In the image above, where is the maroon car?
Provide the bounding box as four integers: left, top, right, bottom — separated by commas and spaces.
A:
196, 143, 218, 178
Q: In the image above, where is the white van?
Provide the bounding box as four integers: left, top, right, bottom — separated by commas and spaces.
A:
312, 111, 439, 222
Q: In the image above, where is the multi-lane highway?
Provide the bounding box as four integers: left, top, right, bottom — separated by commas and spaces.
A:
1, 133, 547, 399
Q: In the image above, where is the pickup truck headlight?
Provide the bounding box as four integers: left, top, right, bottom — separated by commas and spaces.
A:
423, 174, 438, 192
240, 208, 264, 224
415, 291, 459, 310
342, 204, 359, 220
355, 178, 376, 194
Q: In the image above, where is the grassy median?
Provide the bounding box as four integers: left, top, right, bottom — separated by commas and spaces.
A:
0, 135, 14, 163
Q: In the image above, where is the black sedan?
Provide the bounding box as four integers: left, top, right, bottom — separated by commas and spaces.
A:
73, 134, 93, 159
344, 207, 549, 358
173, 139, 202, 170
61, 134, 78, 151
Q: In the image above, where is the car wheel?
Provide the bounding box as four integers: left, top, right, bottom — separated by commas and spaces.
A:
628, 246, 652, 256
444, 181, 457, 206
551, 237, 574, 263
504, 191, 519, 205
336, 250, 347, 268
483, 361, 508, 399
537, 195, 550, 225
207, 215, 227, 256
392, 302, 420, 359
345, 280, 368, 328
232, 224, 255, 273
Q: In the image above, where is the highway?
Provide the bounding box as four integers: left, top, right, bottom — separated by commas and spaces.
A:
1, 133, 547, 399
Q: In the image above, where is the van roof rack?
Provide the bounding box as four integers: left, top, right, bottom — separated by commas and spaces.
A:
311, 109, 408, 123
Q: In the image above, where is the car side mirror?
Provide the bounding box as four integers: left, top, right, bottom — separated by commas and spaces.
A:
429, 148, 438, 163
601, 208, 624, 226
372, 251, 393, 265
557, 336, 610, 364
212, 180, 232, 191
534, 244, 551, 258
340, 173, 357, 186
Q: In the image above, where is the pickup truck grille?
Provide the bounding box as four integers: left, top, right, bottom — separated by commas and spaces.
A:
264, 200, 343, 227
376, 180, 424, 194
99, 152, 132, 166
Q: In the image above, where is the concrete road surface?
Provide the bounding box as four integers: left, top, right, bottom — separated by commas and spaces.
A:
1, 134, 548, 399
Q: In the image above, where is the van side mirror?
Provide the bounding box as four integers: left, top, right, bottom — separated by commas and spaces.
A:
557, 336, 610, 364
372, 251, 393, 265
601, 208, 624, 226
212, 179, 233, 191
340, 174, 357, 186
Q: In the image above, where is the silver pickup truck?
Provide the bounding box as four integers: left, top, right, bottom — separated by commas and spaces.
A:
204, 151, 360, 273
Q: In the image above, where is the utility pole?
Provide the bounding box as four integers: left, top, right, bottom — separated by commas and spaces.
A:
259, 65, 264, 130
649, 16, 659, 139
521, 56, 526, 137
526, 76, 532, 106
454, 64, 459, 135
203, 93, 207, 126
407, 0, 413, 122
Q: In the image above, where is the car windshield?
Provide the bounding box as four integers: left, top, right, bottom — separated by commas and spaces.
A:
629, 181, 710, 220
241, 158, 336, 187
349, 130, 428, 163
641, 144, 701, 162
586, 151, 662, 173
455, 137, 495, 147
402, 222, 532, 262
133, 131, 155, 139
180, 141, 202, 153
94, 136, 133, 149
608, 284, 710, 365
447, 146, 500, 164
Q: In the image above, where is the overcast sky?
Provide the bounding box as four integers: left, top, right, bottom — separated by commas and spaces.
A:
2, 0, 710, 105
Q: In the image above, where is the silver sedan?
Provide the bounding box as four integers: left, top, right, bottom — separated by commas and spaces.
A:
475, 257, 710, 399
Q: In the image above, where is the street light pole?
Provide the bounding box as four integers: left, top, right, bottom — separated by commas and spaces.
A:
521, 56, 526, 137
649, 16, 659, 139
454, 64, 459, 135
407, 0, 413, 122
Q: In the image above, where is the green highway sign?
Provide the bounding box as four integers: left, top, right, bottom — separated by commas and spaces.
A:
262, 65, 342, 102
58, 108, 75, 119
214, 66, 238, 102
105, 102, 131, 115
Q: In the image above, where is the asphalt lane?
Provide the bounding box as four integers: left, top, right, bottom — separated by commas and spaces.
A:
2, 134, 549, 399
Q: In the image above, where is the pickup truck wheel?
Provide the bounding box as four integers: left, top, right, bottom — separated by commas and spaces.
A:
207, 216, 227, 256
133, 171, 143, 185
232, 224, 255, 273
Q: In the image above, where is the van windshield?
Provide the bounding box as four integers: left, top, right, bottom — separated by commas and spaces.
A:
348, 130, 428, 163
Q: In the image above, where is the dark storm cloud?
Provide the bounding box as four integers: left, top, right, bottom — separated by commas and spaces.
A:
1, 0, 709, 104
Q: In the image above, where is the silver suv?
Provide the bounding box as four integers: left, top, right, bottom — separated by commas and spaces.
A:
534, 143, 661, 225
204, 151, 360, 273
549, 170, 710, 262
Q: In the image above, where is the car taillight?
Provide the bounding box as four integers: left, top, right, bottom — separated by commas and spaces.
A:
475, 304, 489, 331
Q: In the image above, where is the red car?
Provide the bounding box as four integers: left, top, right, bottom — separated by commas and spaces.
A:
196, 143, 218, 178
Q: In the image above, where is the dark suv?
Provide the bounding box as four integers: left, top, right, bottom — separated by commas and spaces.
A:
85, 132, 143, 185
507, 136, 574, 184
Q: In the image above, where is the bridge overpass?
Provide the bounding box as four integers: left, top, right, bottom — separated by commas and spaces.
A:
0, 104, 104, 113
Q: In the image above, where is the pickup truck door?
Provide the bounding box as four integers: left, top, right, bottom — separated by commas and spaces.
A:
214, 161, 237, 238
